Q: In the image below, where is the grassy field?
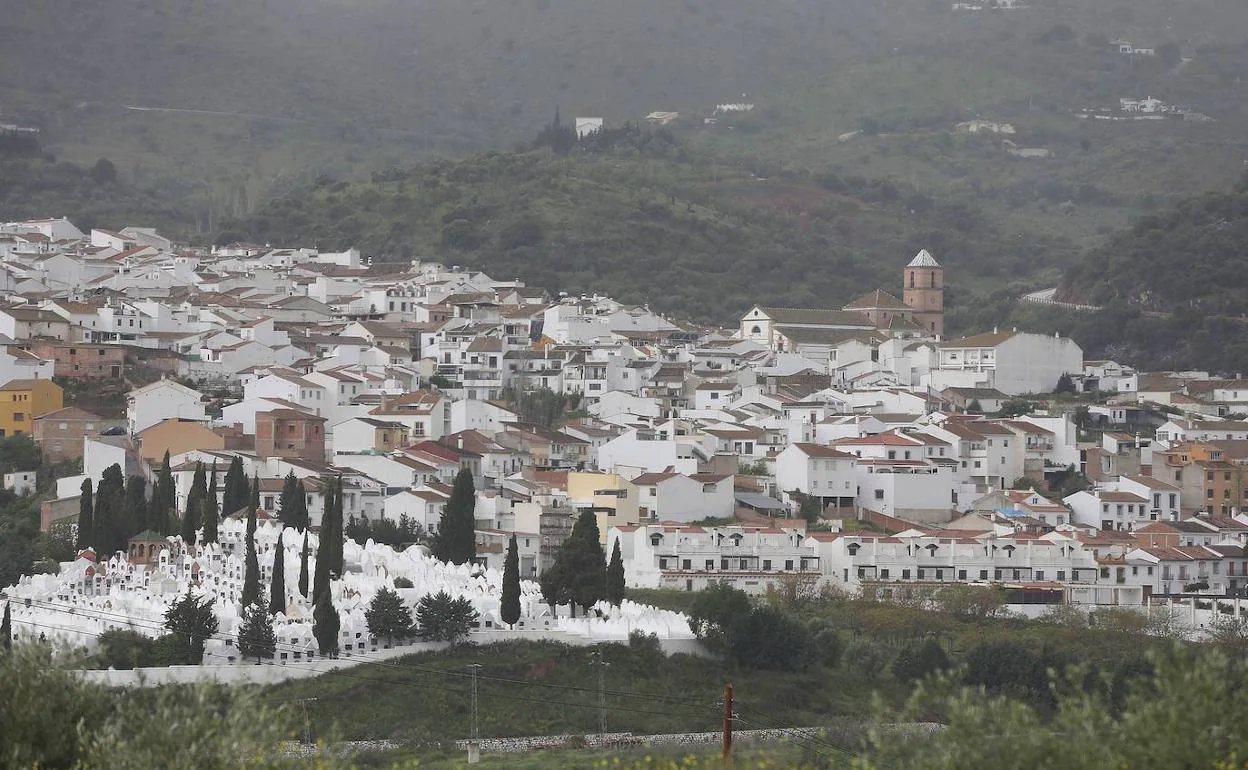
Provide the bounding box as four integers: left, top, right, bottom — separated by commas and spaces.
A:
263, 585, 1182, 770
263, 638, 897, 746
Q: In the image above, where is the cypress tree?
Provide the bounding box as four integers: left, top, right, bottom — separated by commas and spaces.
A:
432, 468, 476, 565
2, 600, 11, 650
278, 472, 308, 530
182, 462, 207, 548
606, 539, 626, 606
201, 491, 219, 545
222, 456, 247, 515
76, 478, 93, 551
312, 518, 331, 604
574, 510, 607, 611
298, 529, 310, 598
237, 600, 276, 663
313, 594, 339, 656
500, 534, 521, 628
269, 530, 287, 616
250, 471, 260, 512
329, 476, 345, 577
94, 464, 127, 556
201, 461, 220, 544
241, 493, 260, 608
551, 509, 606, 614
124, 475, 148, 534
153, 451, 176, 534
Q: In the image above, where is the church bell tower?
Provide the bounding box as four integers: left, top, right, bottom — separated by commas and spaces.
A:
903, 249, 944, 337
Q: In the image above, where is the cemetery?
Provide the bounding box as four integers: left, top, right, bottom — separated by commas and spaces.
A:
2, 515, 694, 673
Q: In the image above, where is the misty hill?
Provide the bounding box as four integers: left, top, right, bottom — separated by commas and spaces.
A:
226, 135, 1072, 324
0, 133, 189, 233
5, 0, 1248, 240
1058, 176, 1248, 316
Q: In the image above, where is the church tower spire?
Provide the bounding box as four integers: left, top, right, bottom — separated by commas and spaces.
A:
903, 249, 944, 337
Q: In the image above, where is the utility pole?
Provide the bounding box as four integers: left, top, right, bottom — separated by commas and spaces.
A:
722, 682, 734, 762
296, 697, 317, 745
592, 650, 610, 735
467, 664, 482, 764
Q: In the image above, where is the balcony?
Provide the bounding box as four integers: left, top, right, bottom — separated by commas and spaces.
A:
461, 370, 501, 383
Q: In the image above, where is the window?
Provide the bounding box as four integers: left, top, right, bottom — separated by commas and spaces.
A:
681, 559, 691, 570
874, 489, 884, 500
917, 568, 926, 579
902, 569, 911, 580
957, 569, 966, 580
935, 569, 944, 580
762, 559, 771, 571
739, 559, 748, 570
785, 560, 794, 571
720, 559, 729, 570
13, 413, 24, 422
880, 568, 889, 579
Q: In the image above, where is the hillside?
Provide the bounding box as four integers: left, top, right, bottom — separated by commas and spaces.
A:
1058, 176, 1248, 315
0, 134, 190, 233
227, 136, 1075, 324
4, 0, 1248, 246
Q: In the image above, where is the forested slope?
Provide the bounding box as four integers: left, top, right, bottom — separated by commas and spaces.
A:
1059, 176, 1248, 315
0, 134, 189, 233
227, 134, 1072, 323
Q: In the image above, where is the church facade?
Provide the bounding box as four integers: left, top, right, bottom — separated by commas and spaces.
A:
739, 249, 945, 350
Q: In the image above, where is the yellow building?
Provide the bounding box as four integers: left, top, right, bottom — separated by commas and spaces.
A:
0, 378, 63, 438
567, 471, 640, 542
